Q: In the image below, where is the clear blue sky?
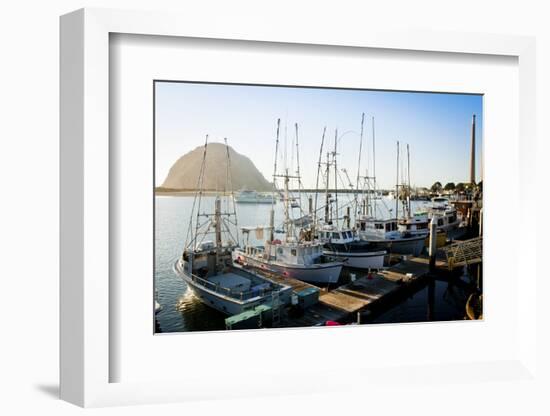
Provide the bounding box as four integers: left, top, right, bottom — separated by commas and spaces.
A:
155, 81, 483, 189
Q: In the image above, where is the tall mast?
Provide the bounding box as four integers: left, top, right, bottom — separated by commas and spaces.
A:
356, 113, 365, 217
395, 141, 400, 221
325, 150, 330, 223
407, 143, 411, 218
224, 138, 238, 246
283, 168, 291, 242
214, 196, 222, 250
372, 116, 377, 218
314, 127, 326, 234
294, 123, 303, 236
334, 129, 339, 227
270, 119, 281, 242
295, 123, 301, 183
193, 135, 209, 247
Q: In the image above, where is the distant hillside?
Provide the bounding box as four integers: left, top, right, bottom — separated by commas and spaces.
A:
160, 143, 272, 192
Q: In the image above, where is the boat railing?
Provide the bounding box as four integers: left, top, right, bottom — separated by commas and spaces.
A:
187, 272, 276, 301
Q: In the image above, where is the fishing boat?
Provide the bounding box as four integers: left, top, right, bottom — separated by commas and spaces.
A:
173, 138, 291, 316
313, 117, 387, 268
233, 237, 343, 284
352, 119, 426, 256
233, 120, 344, 284
356, 216, 426, 256
318, 224, 386, 269
398, 197, 465, 239
234, 189, 275, 204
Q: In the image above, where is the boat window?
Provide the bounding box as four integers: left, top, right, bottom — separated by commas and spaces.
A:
277, 247, 283, 255
438, 218, 444, 226
375, 223, 384, 230
291, 249, 297, 256
385, 223, 390, 232
332, 232, 340, 239
360, 222, 365, 231
347, 231, 353, 239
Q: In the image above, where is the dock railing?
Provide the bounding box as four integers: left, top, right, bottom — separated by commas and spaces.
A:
439, 236, 483, 269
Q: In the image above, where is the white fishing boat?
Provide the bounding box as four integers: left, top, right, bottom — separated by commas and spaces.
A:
312, 117, 387, 269
233, 238, 343, 284
234, 120, 344, 285
356, 215, 426, 256
173, 138, 291, 316
398, 197, 464, 238
352, 123, 426, 256
234, 189, 275, 204
318, 225, 386, 269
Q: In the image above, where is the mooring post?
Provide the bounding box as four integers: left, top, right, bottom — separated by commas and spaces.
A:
428, 218, 437, 272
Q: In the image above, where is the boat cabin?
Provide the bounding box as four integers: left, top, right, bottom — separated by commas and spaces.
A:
269, 241, 324, 266
356, 216, 401, 240
317, 228, 356, 245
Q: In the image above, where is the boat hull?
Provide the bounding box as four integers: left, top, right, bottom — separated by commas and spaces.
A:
235, 253, 343, 284
173, 260, 289, 316
322, 249, 385, 270
363, 236, 426, 256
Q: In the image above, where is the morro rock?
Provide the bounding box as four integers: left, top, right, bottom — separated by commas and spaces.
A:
160, 142, 272, 191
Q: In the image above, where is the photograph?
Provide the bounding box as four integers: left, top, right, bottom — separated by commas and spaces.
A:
154, 81, 483, 333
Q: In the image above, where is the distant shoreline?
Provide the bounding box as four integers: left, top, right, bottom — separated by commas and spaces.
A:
155, 189, 233, 197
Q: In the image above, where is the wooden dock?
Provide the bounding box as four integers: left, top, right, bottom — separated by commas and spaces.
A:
240, 253, 465, 327
317, 257, 432, 315
277, 256, 440, 327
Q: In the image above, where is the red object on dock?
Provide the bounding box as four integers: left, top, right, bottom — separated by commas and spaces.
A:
326, 320, 341, 326
367, 272, 374, 280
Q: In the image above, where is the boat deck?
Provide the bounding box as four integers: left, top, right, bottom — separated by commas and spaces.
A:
245, 266, 319, 293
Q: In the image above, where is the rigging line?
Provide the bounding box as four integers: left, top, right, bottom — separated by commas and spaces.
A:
185, 134, 208, 250
355, 113, 365, 219
194, 135, 209, 247
224, 137, 239, 246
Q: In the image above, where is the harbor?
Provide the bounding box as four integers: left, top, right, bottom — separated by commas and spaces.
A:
154, 83, 483, 333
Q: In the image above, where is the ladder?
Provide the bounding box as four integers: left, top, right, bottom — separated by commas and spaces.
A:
271, 291, 280, 326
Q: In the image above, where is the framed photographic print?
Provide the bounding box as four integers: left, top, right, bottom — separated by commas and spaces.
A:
60, 8, 538, 408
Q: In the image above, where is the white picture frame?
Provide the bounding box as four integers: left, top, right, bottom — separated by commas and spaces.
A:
60, 7, 538, 408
